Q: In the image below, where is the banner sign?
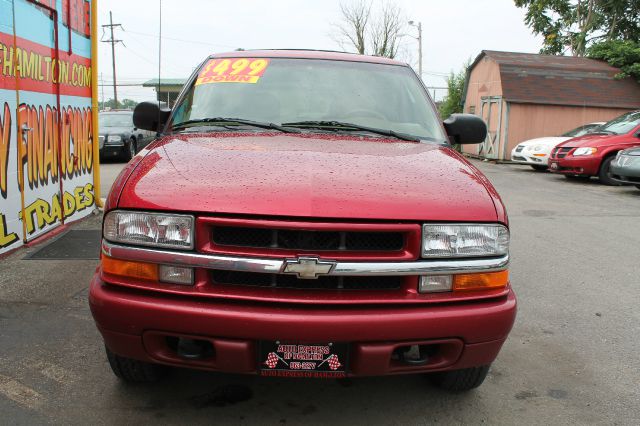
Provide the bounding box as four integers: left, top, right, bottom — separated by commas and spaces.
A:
0, 0, 96, 255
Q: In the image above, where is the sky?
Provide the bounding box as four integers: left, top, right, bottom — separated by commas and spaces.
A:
97, 0, 543, 103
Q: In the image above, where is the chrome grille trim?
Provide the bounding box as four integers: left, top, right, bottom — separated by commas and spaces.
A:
102, 240, 509, 276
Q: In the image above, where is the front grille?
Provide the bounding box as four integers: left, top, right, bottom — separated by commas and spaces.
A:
512, 155, 527, 161
552, 147, 572, 158
212, 270, 403, 290
212, 226, 404, 252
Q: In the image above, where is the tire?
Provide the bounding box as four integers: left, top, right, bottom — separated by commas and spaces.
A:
106, 346, 166, 383
597, 155, 622, 186
530, 165, 548, 171
430, 365, 491, 392
122, 138, 137, 162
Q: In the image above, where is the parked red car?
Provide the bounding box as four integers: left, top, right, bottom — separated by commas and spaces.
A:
90, 50, 516, 391
549, 110, 640, 185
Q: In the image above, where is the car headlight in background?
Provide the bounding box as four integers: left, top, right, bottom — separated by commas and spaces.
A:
107, 135, 123, 142
103, 210, 194, 250
573, 147, 597, 156
532, 145, 544, 152
422, 224, 509, 258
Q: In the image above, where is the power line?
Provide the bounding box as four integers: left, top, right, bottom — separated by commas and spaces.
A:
122, 28, 238, 49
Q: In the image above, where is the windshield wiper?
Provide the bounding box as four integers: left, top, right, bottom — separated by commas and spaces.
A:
281, 120, 421, 142
172, 117, 300, 133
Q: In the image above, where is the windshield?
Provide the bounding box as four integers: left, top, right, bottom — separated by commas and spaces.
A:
100, 113, 133, 128
598, 111, 640, 135
562, 123, 601, 137
170, 57, 446, 142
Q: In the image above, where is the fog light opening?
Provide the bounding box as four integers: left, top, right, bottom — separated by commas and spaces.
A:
168, 337, 215, 360
391, 344, 437, 366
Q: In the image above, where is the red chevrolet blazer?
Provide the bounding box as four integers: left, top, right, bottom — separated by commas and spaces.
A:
90, 50, 516, 391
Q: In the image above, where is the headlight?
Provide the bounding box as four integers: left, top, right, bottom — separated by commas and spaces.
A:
103, 210, 194, 250
422, 224, 509, 258
573, 147, 597, 156
532, 145, 544, 152
107, 135, 122, 142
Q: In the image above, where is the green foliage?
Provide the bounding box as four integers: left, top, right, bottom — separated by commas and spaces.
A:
514, 0, 640, 56
587, 40, 640, 82
439, 66, 467, 120
101, 98, 137, 110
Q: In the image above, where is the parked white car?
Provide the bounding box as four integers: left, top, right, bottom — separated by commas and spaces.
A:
510, 122, 604, 170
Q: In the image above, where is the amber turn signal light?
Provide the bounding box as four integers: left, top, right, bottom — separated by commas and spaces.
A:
453, 270, 509, 292
101, 256, 159, 281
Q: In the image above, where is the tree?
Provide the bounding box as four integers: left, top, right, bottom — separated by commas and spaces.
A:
514, 0, 640, 56
101, 98, 138, 110
333, 1, 405, 58
439, 65, 467, 120
587, 40, 640, 82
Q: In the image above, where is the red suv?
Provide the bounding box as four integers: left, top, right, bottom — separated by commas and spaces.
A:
90, 50, 516, 391
549, 110, 640, 185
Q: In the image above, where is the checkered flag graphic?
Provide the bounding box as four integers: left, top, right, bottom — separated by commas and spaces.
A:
264, 352, 279, 369
327, 354, 342, 370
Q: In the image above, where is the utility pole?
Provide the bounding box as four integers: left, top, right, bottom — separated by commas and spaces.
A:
101, 12, 123, 108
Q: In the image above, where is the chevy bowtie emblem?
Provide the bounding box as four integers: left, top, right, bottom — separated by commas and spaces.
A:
282, 257, 336, 279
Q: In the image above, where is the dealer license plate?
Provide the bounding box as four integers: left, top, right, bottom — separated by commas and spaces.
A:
258, 341, 349, 378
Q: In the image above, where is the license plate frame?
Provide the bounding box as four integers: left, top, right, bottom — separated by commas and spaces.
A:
258, 341, 349, 378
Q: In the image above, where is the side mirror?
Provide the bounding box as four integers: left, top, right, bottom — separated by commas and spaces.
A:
133, 101, 171, 132
443, 114, 487, 144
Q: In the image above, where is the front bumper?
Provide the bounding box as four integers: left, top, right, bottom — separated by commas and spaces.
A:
610, 160, 640, 184
510, 149, 549, 166
89, 274, 517, 376
548, 155, 600, 176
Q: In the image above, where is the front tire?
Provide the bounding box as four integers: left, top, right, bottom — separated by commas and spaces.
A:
597, 156, 621, 186
122, 138, 137, 162
106, 346, 166, 383
530, 165, 548, 171
429, 365, 491, 391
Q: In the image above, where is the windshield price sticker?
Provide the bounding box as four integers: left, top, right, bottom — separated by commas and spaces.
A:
259, 342, 348, 378
195, 58, 270, 85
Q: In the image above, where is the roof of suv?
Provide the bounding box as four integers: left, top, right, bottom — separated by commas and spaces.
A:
211, 49, 406, 66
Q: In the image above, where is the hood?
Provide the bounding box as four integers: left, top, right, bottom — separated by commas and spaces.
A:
117, 132, 499, 222
517, 136, 570, 147
99, 126, 131, 136
556, 132, 634, 148
621, 147, 640, 156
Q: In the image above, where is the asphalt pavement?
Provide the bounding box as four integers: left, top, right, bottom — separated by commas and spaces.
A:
0, 159, 638, 425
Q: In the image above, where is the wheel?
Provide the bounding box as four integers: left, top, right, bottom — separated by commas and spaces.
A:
106, 346, 166, 383
429, 365, 491, 391
564, 174, 590, 180
122, 138, 137, 161
597, 156, 621, 186
530, 165, 548, 171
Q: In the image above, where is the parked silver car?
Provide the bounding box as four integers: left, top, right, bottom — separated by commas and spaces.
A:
610, 147, 640, 190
